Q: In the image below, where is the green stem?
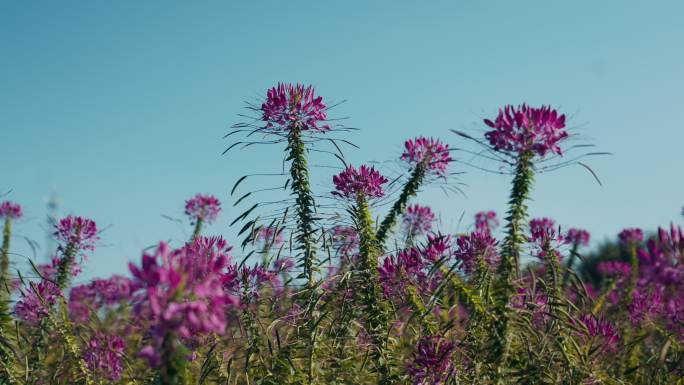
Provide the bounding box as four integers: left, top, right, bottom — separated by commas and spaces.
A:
56, 242, 78, 290
561, 243, 579, 288
354, 192, 396, 385
492, 150, 534, 377
375, 161, 427, 250
1, 217, 13, 327
191, 218, 204, 241
626, 243, 639, 306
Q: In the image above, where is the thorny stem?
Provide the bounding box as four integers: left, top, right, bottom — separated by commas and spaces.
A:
354, 191, 396, 385
492, 150, 534, 379
375, 159, 428, 250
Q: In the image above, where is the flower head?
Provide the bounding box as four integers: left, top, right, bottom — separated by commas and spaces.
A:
184, 194, 221, 225
15, 280, 62, 325
529, 217, 561, 245
596, 261, 631, 280
255, 226, 284, 250
401, 137, 452, 176
69, 275, 135, 323
455, 231, 499, 275
474, 210, 498, 234
578, 314, 619, 351
565, 228, 590, 247
332, 226, 359, 256
261, 83, 329, 132
332, 165, 388, 199
84, 333, 125, 381
55, 216, 99, 250
406, 335, 456, 385
403, 205, 435, 238
618, 228, 644, 245
0, 201, 22, 220
484, 104, 568, 157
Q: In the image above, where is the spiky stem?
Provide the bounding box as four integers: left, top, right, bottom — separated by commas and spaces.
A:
491, 150, 534, 377
354, 191, 396, 385
55, 241, 78, 291
375, 160, 428, 250
287, 125, 318, 288
0, 218, 13, 327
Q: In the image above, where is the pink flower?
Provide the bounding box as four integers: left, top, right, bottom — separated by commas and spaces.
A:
261, 83, 330, 132
529, 217, 561, 245
422, 232, 454, 263
406, 335, 456, 385
474, 210, 499, 234
484, 104, 568, 157
565, 228, 590, 247
0, 201, 22, 219
55, 216, 99, 251
455, 231, 499, 275
578, 314, 619, 352
618, 228, 643, 245
255, 226, 284, 249
332, 165, 388, 199
596, 261, 630, 280
402, 205, 435, 238
401, 137, 452, 176
184, 194, 221, 225
69, 275, 134, 323
129, 237, 237, 366
84, 333, 125, 381
15, 280, 62, 325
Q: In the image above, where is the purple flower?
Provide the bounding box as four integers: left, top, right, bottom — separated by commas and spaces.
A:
422, 232, 454, 263
332, 165, 388, 199
474, 210, 498, 234
406, 335, 456, 385
185, 194, 221, 225
484, 104, 568, 157
261, 83, 329, 132
401, 137, 452, 176
129, 237, 237, 366
55, 216, 99, 251
618, 228, 643, 245
15, 280, 62, 325
69, 275, 134, 323
402, 204, 435, 238
596, 261, 631, 280
455, 231, 499, 275
629, 290, 663, 325
529, 217, 560, 245
84, 333, 125, 381
565, 228, 590, 247
0, 201, 22, 219
578, 314, 619, 351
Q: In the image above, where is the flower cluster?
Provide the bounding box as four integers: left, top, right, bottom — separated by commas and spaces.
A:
69, 275, 134, 323
55, 215, 99, 251
332, 225, 359, 257
403, 204, 435, 238
129, 237, 237, 366
15, 280, 62, 325
0, 201, 22, 219
484, 104, 568, 157
565, 228, 590, 247
184, 194, 221, 225
578, 314, 619, 352
474, 210, 498, 234
261, 83, 329, 132
406, 335, 456, 385
529, 217, 561, 245
84, 333, 126, 381
455, 230, 499, 275
401, 137, 452, 176
332, 165, 388, 199
255, 226, 285, 249
618, 227, 643, 245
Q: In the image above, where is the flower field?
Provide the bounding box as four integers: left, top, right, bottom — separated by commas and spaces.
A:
1, 83, 682, 385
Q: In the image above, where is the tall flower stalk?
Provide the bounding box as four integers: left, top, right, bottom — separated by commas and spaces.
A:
0, 202, 21, 328
54, 216, 99, 290
185, 194, 221, 240
482, 104, 569, 376
333, 165, 396, 385
376, 137, 451, 248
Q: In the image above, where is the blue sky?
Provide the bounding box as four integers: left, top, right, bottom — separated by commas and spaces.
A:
2, 1, 683, 282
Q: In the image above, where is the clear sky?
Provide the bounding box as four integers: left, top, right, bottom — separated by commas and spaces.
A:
2, 1, 683, 282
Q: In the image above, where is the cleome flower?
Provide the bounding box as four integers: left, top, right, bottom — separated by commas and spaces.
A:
261, 83, 330, 132
401, 137, 452, 176
184, 194, 221, 225
402, 204, 436, 238
484, 104, 568, 157
55, 215, 99, 251
0, 201, 22, 219
332, 165, 388, 199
